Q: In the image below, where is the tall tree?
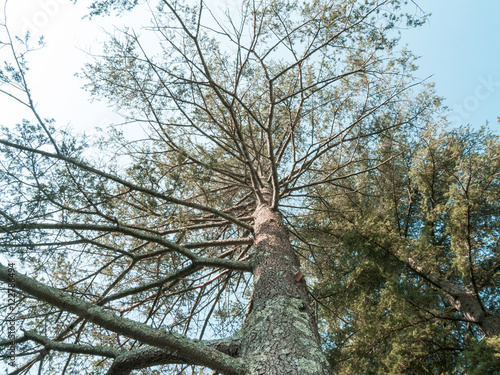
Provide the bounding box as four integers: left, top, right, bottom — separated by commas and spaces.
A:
302, 125, 500, 374
0, 0, 430, 374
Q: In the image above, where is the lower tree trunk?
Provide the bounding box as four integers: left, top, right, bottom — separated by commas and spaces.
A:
240, 203, 331, 374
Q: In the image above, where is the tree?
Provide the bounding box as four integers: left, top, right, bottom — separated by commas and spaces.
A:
0, 0, 433, 374
302, 125, 500, 373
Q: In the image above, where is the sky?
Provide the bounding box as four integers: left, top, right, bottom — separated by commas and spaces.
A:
1, 0, 499, 134
402, 0, 500, 131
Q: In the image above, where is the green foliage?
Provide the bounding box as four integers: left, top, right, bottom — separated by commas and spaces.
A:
457, 336, 500, 374
73, 0, 140, 17
301, 125, 500, 373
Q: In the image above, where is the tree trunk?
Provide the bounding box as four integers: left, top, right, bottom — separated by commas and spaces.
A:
408, 257, 500, 337
239, 203, 331, 374
444, 286, 500, 337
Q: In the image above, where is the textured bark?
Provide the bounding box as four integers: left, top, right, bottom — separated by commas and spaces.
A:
105, 339, 242, 375
240, 203, 331, 374
444, 288, 500, 337
107, 347, 187, 375
408, 257, 500, 337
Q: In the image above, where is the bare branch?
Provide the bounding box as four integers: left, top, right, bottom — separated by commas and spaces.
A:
0, 263, 246, 375
0, 139, 253, 232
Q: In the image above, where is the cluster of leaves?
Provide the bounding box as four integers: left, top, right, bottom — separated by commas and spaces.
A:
299, 125, 500, 373
72, 0, 140, 17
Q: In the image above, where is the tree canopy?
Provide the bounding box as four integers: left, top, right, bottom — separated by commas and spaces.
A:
0, 0, 498, 374
302, 125, 500, 373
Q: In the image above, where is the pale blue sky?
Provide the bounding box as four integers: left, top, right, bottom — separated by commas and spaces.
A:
2, 0, 499, 133
403, 0, 500, 131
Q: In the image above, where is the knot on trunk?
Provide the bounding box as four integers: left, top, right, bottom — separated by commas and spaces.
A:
213, 340, 241, 357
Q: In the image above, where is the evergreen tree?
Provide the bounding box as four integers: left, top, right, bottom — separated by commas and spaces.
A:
302, 126, 500, 373
0, 1, 476, 374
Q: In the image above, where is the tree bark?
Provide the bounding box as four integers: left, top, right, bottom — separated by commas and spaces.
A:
408, 257, 500, 337
240, 203, 331, 374
442, 283, 500, 337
